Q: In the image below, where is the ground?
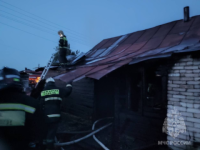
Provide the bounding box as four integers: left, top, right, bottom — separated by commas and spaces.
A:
55, 113, 173, 150
56, 112, 113, 150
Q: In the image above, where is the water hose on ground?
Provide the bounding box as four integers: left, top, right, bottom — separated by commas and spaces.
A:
92, 117, 113, 150
57, 130, 95, 134
55, 137, 65, 150
55, 122, 112, 147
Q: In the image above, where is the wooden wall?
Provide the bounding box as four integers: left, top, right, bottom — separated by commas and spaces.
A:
46, 68, 95, 119
61, 78, 95, 119
111, 64, 167, 150
94, 75, 115, 119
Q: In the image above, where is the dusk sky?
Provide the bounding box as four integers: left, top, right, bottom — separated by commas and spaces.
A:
0, 0, 200, 71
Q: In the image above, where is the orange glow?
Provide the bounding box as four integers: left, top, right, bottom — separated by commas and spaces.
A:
29, 76, 41, 84
35, 77, 41, 83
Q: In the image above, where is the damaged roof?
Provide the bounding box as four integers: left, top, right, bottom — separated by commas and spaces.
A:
54, 15, 200, 82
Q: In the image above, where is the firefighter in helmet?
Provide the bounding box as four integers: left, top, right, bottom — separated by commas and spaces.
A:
40, 77, 72, 150
0, 67, 38, 150
58, 30, 70, 64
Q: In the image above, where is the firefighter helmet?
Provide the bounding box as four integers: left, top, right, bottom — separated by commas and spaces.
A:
58, 30, 64, 35
46, 77, 55, 83
0, 67, 23, 90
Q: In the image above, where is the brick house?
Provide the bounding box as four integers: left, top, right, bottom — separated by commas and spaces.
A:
47, 13, 200, 149
167, 55, 200, 150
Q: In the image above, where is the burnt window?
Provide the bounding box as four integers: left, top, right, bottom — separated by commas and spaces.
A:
127, 63, 168, 116
129, 71, 142, 112
146, 71, 162, 108
143, 64, 168, 118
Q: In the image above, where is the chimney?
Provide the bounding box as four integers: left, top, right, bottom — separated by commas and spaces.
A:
184, 6, 190, 22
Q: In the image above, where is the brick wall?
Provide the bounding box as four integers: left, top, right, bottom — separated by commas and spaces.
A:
167, 55, 200, 150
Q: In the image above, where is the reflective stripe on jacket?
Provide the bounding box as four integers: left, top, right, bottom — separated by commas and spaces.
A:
0, 90, 38, 127
47, 114, 60, 118
45, 97, 62, 101
0, 103, 35, 113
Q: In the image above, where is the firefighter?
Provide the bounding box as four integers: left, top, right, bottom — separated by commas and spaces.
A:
40, 77, 72, 150
58, 30, 70, 64
0, 67, 38, 150
29, 79, 47, 149
30, 79, 46, 99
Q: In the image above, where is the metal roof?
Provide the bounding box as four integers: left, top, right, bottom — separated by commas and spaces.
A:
54, 15, 200, 83
71, 52, 85, 64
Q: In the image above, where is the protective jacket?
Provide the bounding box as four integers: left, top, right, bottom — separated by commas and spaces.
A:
0, 88, 38, 150
0, 89, 37, 127
58, 35, 70, 63
59, 35, 68, 49
40, 82, 72, 123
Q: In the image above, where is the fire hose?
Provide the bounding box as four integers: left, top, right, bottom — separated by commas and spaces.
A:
55, 117, 113, 147
92, 117, 113, 150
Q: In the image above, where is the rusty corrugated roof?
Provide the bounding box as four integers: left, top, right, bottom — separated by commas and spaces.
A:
54, 15, 200, 82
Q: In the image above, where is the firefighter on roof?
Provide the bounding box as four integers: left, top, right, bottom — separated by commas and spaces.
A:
40, 77, 72, 150
0, 67, 38, 150
58, 30, 70, 64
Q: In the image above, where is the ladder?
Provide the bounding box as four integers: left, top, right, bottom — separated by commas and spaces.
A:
35, 53, 55, 87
